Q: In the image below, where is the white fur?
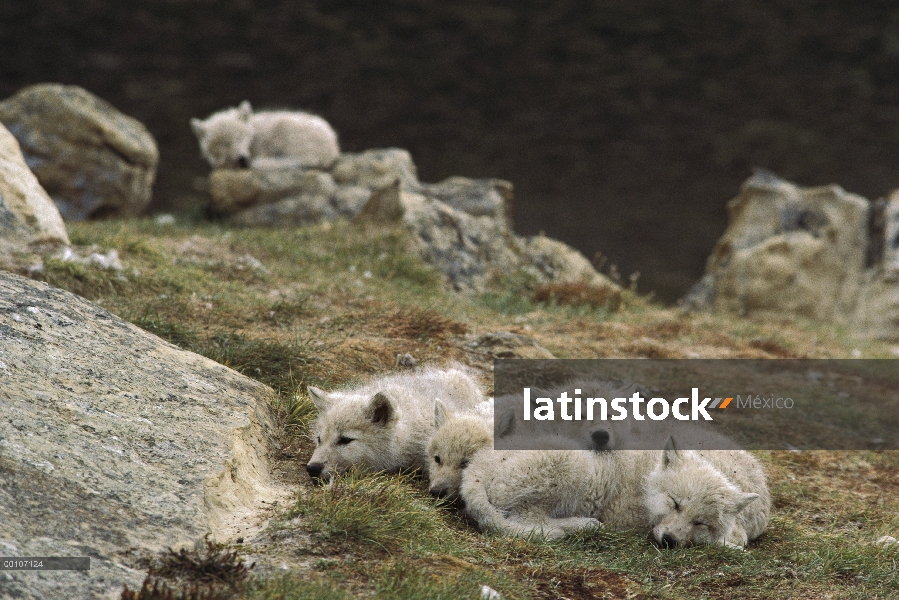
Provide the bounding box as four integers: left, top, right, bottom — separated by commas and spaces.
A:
306, 365, 485, 481
459, 436, 770, 547
190, 100, 340, 170
426, 400, 494, 501
644, 439, 770, 548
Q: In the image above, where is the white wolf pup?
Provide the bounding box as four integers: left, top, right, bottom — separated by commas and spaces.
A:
459, 434, 769, 548
190, 100, 340, 170
426, 396, 612, 503
459, 444, 650, 540
306, 366, 484, 482
644, 439, 770, 549
426, 399, 495, 502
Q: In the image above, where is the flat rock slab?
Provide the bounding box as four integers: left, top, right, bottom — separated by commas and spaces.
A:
0, 272, 283, 599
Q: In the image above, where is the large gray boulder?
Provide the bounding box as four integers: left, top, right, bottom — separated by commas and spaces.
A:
0, 83, 159, 220
683, 171, 869, 321
0, 124, 69, 253
0, 272, 286, 599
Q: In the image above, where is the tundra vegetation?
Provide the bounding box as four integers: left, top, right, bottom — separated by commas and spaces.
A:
18, 217, 899, 599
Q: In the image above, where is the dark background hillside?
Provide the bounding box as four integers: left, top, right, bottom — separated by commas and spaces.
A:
3, 0, 899, 301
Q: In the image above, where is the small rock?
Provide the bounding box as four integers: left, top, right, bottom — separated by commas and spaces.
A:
466, 331, 555, 360
229, 194, 338, 227
208, 167, 338, 217
875, 535, 897, 546
396, 353, 416, 367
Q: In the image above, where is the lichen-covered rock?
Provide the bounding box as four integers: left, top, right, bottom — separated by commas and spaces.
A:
418, 176, 512, 221
353, 183, 619, 294
520, 235, 614, 289
683, 171, 869, 321
0, 83, 159, 220
0, 124, 69, 250
208, 167, 338, 216
204, 147, 516, 229
397, 188, 520, 290
201, 143, 617, 295
0, 271, 286, 599
853, 192, 899, 338
331, 148, 419, 191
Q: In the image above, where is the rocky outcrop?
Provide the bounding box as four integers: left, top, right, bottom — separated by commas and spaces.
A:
0, 83, 159, 220
208, 148, 510, 226
683, 171, 899, 339
208, 148, 418, 224
0, 272, 287, 599
353, 181, 619, 293
203, 145, 617, 295
0, 123, 70, 252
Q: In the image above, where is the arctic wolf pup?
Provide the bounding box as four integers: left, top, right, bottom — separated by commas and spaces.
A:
460, 434, 769, 548
459, 443, 651, 540
190, 100, 340, 170
427, 394, 612, 503
426, 399, 494, 501
306, 366, 484, 482
645, 439, 770, 549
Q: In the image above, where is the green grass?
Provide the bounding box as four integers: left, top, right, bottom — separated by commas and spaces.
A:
284, 470, 454, 553
243, 575, 352, 600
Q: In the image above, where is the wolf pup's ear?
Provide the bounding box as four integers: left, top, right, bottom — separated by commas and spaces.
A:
731, 492, 759, 514
662, 436, 682, 469
366, 392, 396, 426
307, 386, 331, 412
190, 118, 204, 138
434, 399, 449, 429
238, 100, 252, 119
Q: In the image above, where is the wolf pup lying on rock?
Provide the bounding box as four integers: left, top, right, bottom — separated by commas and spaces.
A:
191, 100, 340, 170
458, 435, 769, 548
306, 366, 485, 482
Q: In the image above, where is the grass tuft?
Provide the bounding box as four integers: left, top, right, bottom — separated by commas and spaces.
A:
532, 281, 622, 311
287, 470, 449, 553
